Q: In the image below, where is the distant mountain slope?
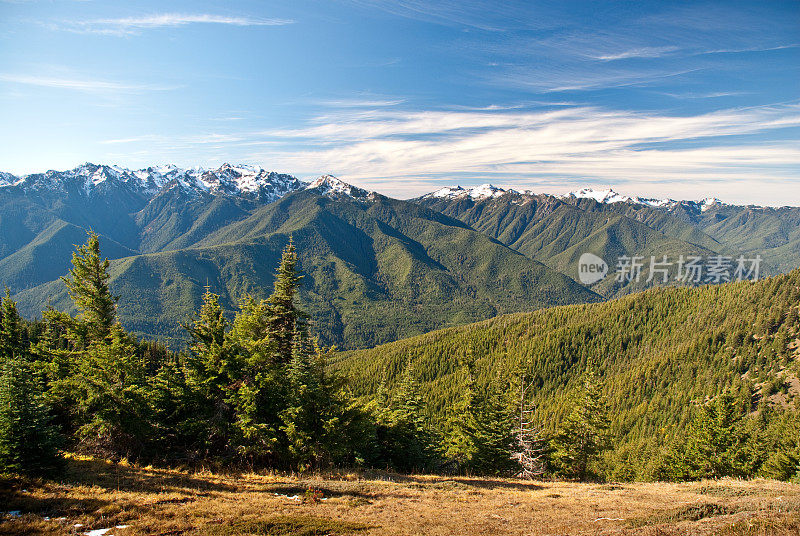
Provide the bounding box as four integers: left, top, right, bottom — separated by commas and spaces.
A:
3, 164, 799, 347
415, 186, 798, 296
13, 179, 598, 348
416, 189, 719, 296
335, 269, 800, 479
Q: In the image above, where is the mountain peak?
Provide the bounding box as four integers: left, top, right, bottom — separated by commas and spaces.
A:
306, 175, 374, 200
424, 184, 508, 200
0, 163, 304, 202
561, 187, 632, 204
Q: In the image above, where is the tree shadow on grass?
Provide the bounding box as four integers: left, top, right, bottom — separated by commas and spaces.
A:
385, 473, 544, 492
62, 457, 239, 494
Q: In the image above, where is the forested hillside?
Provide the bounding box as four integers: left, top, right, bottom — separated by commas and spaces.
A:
416, 189, 800, 297
13, 188, 596, 348
2, 167, 597, 349
336, 269, 800, 480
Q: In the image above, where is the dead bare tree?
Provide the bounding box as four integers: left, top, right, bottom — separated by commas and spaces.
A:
511, 375, 547, 478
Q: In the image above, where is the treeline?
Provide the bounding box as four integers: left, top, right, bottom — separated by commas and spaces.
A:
0, 234, 439, 474
1, 233, 798, 482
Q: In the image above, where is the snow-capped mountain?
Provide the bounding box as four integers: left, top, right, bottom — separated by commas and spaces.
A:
560, 187, 725, 212
423, 183, 513, 200
0, 163, 306, 202
306, 175, 376, 200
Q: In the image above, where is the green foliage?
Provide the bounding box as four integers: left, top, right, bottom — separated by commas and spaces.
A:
0, 292, 61, 475
60, 232, 117, 342
13, 191, 598, 349
550, 362, 611, 480
0, 356, 62, 475
337, 269, 800, 480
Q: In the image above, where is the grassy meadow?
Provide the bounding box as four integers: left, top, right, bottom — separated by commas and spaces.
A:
1, 456, 799, 536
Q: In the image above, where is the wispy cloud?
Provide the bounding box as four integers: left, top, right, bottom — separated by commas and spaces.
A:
97, 102, 800, 203
591, 46, 680, 61
0, 73, 176, 92
62, 13, 294, 36
314, 98, 406, 108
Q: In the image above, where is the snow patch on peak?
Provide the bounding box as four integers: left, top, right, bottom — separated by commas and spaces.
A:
469, 184, 506, 199
423, 184, 509, 200
698, 197, 722, 212
562, 187, 633, 204
1, 163, 305, 202
306, 175, 374, 200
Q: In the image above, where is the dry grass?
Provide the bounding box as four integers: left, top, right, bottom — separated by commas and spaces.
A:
1, 457, 798, 536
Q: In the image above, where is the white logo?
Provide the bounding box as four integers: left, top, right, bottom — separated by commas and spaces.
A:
578, 253, 608, 285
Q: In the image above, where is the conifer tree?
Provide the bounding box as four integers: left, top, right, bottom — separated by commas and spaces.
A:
72, 323, 150, 458
683, 390, 749, 479
281, 333, 344, 470
442, 364, 478, 470
0, 356, 62, 475
551, 361, 611, 481
0, 289, 23, 358
61, 232, 117, 342
0, 293, 61, 475
266, 239, 308, 363
468, 380, 517, 475
375, 362, 436, 471
183, 288, 237, 459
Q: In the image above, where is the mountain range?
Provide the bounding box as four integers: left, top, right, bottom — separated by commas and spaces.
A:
1, 163, 799, 348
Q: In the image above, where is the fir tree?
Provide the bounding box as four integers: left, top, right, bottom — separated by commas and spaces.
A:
183, 288, 237, 460
61, 232, 117, 342
0, 289, 23, 358
281, 334, 345, 470
551, 362, 611, 481
468, 380, 517, 475
73, 324, 150, 459
0, 356, 62, 475
683, 390, 749, 479
442, 364, 478, 471
266, 239, 308, 364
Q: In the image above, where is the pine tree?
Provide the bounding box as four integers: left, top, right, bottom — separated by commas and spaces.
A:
0, 356, 62, 475
266, 239, 309, 364
683, 390, 749, 479
183, 288, 237, 460
551, 362, 611, 481
61, 232, 117, 343
0, 289, 23, 358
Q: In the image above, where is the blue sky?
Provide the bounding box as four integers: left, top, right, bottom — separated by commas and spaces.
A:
1, 0, 798, 204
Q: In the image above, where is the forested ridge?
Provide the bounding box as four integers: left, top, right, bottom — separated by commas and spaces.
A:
1, 233, 798, 482
336, 268, 800, 480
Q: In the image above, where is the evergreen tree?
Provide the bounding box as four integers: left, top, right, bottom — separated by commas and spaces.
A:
442, 364, 478, 471
266, 239, 309, 364
468, 380, 517, 475
683, 390, 749, 479
281, 334, 346, 470
0, 356, 62, 475
374, 363, 436, 472
72, 324, 150, 458
183, 288, 237, 460
61, 232, 117, 342
551, 362, 611, 481
1, 289, 23, 358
